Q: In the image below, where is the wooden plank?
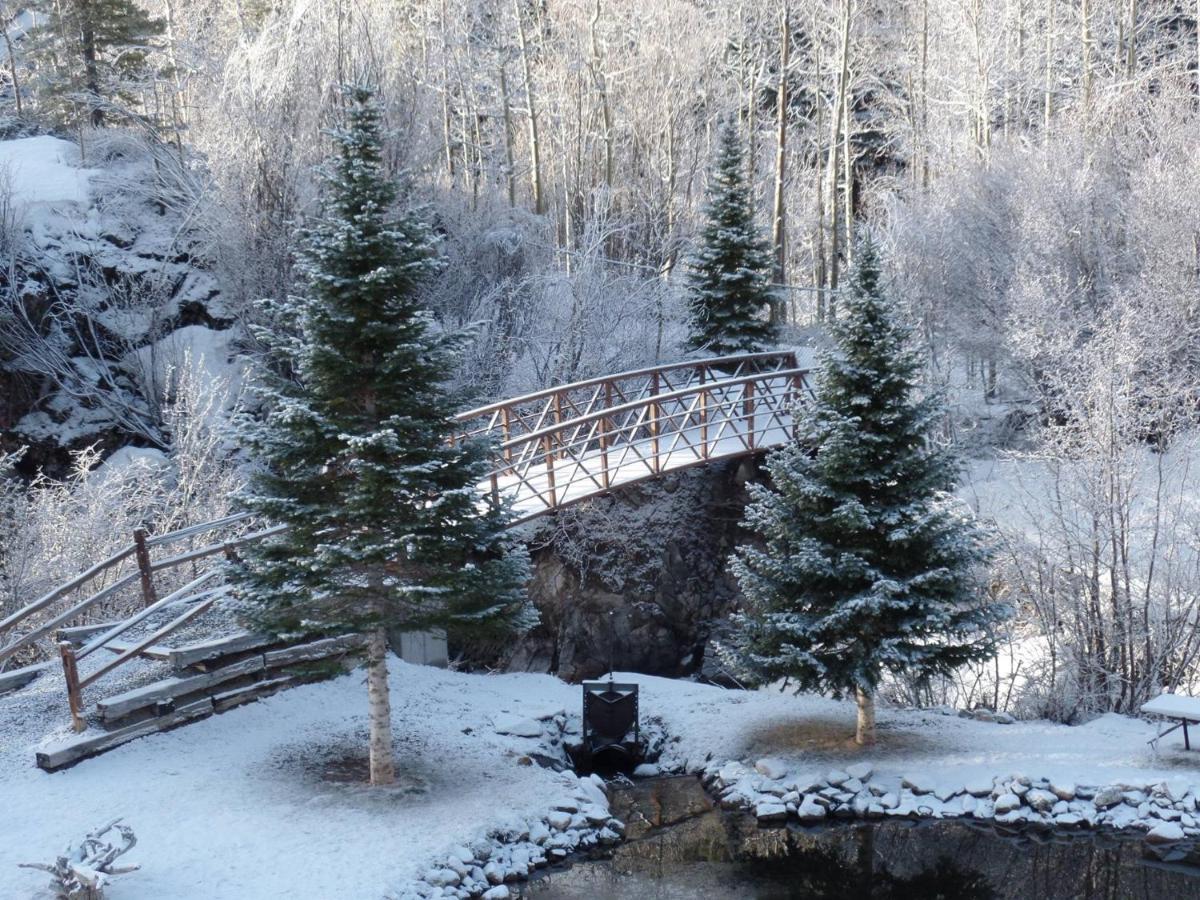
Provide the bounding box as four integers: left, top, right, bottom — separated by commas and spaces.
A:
97, 655, 264, 723
79, 594, 219, 690
0, 571, 141, 668
0, 660, 53, 694
168, 631, 277, 671
264, 634, 367, 667
98, 640, 174, 661
212, 676, 295, 713
75, 571, 222, 662
37, 698, 215, 771
149, 525, 286, 573
56, 622, 122, 645
0, 546, 137, 637
142, 511, 253, 548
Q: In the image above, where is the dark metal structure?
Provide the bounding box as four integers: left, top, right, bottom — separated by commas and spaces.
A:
580, 679, 642, 771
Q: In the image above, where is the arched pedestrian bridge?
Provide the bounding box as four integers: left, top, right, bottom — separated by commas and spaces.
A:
454, 350, 812, 522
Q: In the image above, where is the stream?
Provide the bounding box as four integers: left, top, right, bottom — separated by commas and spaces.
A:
523, 776, 1200, 899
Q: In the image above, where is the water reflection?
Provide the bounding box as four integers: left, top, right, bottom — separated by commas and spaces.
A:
527, 806, 1200, 899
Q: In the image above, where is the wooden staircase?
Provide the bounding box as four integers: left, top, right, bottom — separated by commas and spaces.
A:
36, 630, 367, 770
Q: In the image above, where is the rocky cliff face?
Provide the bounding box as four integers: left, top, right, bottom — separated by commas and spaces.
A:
0, 133, 235, 476
506, 460, 758, 682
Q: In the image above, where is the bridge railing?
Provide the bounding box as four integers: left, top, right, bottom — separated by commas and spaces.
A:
455, 352, 813, 521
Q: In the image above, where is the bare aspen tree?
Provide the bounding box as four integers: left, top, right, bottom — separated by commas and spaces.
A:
513, 0, 545, 214
1124, 0, 1138, 78
499, 60, 517, 207
588, 0, 614, 191
827, 0, 853, 311
770, 2, 789, 324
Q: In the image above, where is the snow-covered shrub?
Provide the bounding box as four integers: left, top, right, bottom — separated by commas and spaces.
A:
0, 366, 244, 664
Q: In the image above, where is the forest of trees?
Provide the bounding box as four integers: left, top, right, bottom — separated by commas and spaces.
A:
3, 0, 1200, 725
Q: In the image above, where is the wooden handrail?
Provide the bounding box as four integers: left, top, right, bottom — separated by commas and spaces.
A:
0, 571, 141, 669
453, 350, 797, 423
494, 368, 810, 454
0, 545, 138, 638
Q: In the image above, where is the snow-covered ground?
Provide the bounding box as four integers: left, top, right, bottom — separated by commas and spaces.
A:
0, 135, 98, 208
1, 661, 585, 899
4, 660, 1198, 898
639, 677, 1194, 790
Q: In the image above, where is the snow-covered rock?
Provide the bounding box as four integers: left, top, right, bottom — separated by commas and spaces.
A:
492, 714, 543, 738
755, 757, 789, 780
1146, 822, 1185, 844
994, 793, 1022, 815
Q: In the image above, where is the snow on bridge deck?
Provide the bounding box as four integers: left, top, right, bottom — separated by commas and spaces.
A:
453, 352, 810, 522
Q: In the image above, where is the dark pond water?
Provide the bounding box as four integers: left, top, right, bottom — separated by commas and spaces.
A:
523, 777, 1200, 900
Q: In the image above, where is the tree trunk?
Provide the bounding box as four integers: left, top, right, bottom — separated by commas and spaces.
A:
367, 624, 395, 786
855, 686, 876, 745
770, 2, 789, 325
513, 0, 545, 215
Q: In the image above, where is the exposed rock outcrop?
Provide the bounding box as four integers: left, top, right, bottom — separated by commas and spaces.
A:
506, 460, 757, 682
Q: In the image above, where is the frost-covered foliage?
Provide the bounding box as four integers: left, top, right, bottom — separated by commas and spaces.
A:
686, 120, 777, 355
722, 241, 1007, 741
0, 366, 243, 664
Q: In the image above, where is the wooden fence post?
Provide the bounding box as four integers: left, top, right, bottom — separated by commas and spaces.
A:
500, 406, 513, 464
60, 641, 85, 732
650, 371, 661, 473
133, 528, 157, 608
745, 381, 756, 450
542, 433, 558, 509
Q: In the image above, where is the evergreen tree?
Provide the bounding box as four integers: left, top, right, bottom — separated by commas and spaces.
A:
686, 119, 777, 356
26, 0, 165, 126
231, 87, 534, 786
723, 238, 1007, 745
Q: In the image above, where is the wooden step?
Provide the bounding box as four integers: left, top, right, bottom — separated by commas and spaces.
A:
57, 622, 122, 645
101, 640, 174, 661
37, 698, 215, 770
97, 655, 266, 723
167, 631, 277, 671
0, 660, 54, 695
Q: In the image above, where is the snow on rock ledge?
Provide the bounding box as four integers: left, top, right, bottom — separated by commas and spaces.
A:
398, 772, 623, 899
701, 761, 1200, 843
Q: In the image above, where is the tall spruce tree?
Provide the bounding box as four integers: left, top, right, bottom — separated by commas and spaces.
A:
231, 87, 534, 786
723, 238, 1006, 745
26, 0, 165, 127
686, 119, 777, 355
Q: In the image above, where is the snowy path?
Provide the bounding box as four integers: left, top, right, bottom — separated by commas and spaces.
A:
4, 665, 1197, 898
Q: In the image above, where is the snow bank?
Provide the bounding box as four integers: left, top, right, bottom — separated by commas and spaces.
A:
0, 136, 98, 208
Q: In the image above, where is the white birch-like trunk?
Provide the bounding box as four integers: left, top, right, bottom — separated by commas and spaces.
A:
367, 625, 396, 786
855, 686, 876, 746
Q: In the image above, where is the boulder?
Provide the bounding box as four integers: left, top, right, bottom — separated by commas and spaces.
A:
1146, 822, 1186, 844
1093, 787, 1125, 810
846, 762, 874, 781
755, 801, 788, 824
994, 793, 1022, 815
797, 796, 827, 822
1050, 781, 1076, 801
756, 757, 789, 780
